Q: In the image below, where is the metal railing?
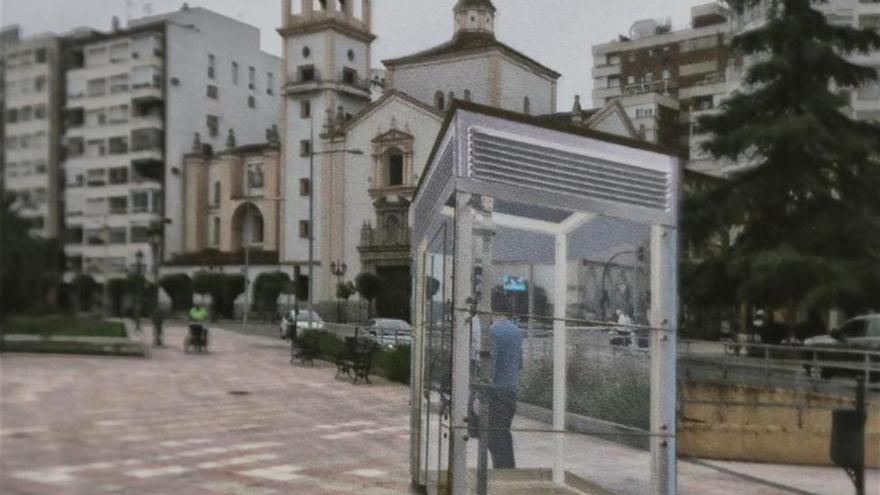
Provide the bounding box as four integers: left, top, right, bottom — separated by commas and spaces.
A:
679, 339, 880, 404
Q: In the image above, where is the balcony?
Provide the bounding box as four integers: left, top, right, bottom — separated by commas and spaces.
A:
591, 63, 622, 78
284, 67, 371, 97
623, 79, 678, 98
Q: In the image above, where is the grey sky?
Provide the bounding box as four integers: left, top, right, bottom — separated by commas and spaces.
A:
2, 0, 703, 111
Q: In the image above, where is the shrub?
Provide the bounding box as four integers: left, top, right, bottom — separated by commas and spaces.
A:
160, 274, 193, 310
253, 271, 290, 314
374, 345, 411, 384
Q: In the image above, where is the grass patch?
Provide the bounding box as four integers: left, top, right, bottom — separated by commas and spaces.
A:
0, 339, 146, 357
4, 315, 127, 338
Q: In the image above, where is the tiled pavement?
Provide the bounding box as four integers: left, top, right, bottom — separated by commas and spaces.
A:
0, 324, 416, 495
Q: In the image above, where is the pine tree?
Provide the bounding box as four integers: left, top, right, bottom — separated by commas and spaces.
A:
685, 0, 880, 316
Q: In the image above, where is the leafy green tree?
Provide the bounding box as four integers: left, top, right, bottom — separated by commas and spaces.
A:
252, 271, 290, 314
355, 272, 382, 318
159, 273, 193, 310
0, 196, 63, 317
686, 0, 880, 318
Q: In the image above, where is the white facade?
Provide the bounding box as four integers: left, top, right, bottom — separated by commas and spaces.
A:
278, 0, 563, 310
62, 6, 281, 281
279, 0, 375, 299
2, 31, 63, 238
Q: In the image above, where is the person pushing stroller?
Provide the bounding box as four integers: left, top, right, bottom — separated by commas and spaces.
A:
186, 303, 209, 353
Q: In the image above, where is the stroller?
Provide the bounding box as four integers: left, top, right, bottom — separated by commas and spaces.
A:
184, 323, 208, 353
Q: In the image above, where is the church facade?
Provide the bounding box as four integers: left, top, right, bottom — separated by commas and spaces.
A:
280, 0, 640, 320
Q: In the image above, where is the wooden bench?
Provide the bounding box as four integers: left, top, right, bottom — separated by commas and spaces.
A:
292, 331, 320, 365
335, 337, 376, 384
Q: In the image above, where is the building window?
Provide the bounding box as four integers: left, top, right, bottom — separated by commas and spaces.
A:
523, 96, 531, 115
232, 61, 239, 85
207, 115, 219, 137
248, 96, 256, 108
248, 66, 256, 90
387, 149, 404, 186
106, 137, 125, 155
131, 225, 150, 243
435, 91, 445, 110
208, 54, 216, 79
109, 196, 128, 214
267, 72, 274, 95
464, 89, 471, 101
108, 167, 129, 184
34, 75, 46, 91
213, 181, 221, 207
109, 74, 129, 94
207, 84, 219, 99
302, 46, 310, 58
347, 49, 355, 62
342, 67, 357, 85
299, 66, 316, 82
131, 192, 150, 213
300, 178, 311, 196
250, 210, 264, 244
299, 220, 310, 239
607, 76, 620, 88
300, 100, 311, 118
212, 217, 220, 246
34, 48, 47, 63
300, 140, 311, 157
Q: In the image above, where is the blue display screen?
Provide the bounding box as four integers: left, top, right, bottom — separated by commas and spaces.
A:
502, 275, 527, 292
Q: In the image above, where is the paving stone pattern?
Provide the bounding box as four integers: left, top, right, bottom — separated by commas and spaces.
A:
0, 324, 415, 495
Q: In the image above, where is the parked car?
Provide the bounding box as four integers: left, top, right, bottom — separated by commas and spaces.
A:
364, 318, 412, 347
278, 310, 324, 340
802, 314, 880, 380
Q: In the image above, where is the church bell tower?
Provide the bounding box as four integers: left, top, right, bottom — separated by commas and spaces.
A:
278, 0, 375, 297
454, 0, 496, 36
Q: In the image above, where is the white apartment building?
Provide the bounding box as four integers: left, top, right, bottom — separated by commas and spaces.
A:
61, 5, 282, 283
590, 0, 880, 176
2, 28, 64, 238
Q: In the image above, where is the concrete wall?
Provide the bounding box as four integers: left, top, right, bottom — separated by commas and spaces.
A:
679, 381, 880, 467
390, 55, 492, 108
498, 58, 556, 115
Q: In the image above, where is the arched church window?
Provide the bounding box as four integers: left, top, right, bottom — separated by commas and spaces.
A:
250, 210, 264, 244
464, 89, 471, 101
386, 148, 404, 186
384, 215, 401, 245
448, 91, 455, 106
523, 96, 531, 115
212, 217, 220, 246
213, 181, 221, 207
435, 91, 445, 111
302, 46, 310, 58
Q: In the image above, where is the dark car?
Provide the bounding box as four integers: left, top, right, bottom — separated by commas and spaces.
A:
802, 314, 880, 380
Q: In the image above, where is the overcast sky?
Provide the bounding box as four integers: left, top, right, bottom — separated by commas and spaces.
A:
2, 0, 704, 111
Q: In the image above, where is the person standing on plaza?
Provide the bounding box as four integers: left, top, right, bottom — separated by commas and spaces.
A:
486, 312, 522, 469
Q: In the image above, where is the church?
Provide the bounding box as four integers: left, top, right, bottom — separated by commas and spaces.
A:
279, 0, 641, 320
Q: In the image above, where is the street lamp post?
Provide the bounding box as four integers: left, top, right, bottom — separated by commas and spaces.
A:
304, 115, 363, 332
330, 260, 347, 323
134, 250, 144, 332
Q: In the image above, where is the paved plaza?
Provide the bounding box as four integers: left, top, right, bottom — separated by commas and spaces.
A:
1, 324, 414, 495
2, 323, 877, 495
